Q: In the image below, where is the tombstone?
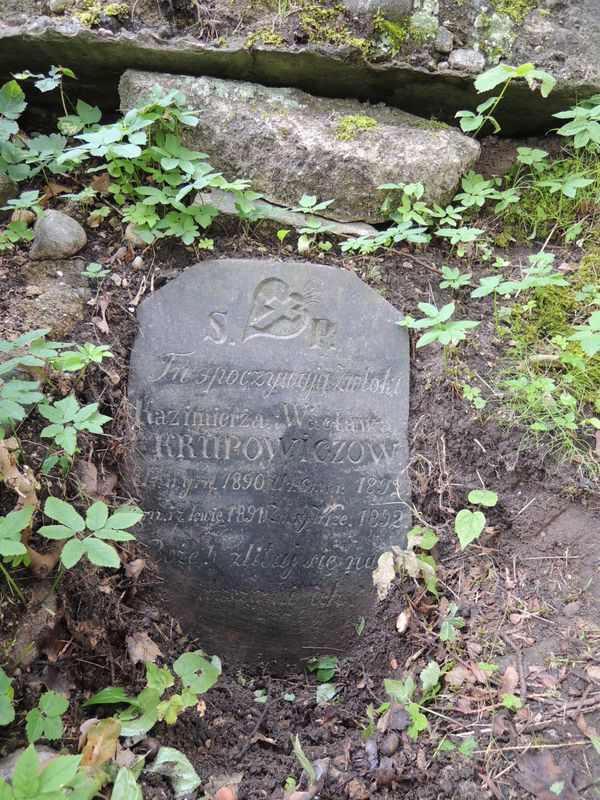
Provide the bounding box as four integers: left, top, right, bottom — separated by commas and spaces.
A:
127, 259, 410, 668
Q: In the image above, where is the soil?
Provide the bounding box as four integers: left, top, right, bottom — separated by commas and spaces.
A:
1, 166, 599, 799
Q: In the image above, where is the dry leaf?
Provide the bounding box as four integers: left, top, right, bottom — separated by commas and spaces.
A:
515, 752, 581, 799
126, 631, 163, 664
500, 665, 519, 696
125, 558, 146, 580
81, 718, 121, 773
91, 173, 112, 193
73, 460, 98, 495
250, 732, 278, 746
372, 551, 395, 601
586, 665, 600, 684
115, 743, 136, 768
445, 663, 476, 687
43, 182, 71, 201
92, 297, 110, 335
395, 609, 411, 635
79, 717, 99, 751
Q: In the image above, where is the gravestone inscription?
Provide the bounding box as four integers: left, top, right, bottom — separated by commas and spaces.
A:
127, 259, 410, 667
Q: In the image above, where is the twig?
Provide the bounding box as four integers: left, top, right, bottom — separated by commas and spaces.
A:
234, 698, 272, 762
476, 740, 591, 754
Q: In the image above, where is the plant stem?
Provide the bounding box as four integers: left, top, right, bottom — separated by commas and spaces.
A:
40, 568, 66, 604
0, 562, 26, 604
475, 77, 512, 137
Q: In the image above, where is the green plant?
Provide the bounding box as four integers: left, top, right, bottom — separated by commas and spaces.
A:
373, 526, 439, 600
52, 343, 114, 373
554, 94, 600, 149
82, 261, 110, 279
38, 497, 142, 569
456, 62, 555, 136
568, 310, 600, 357
439, 266, 472, 291
462, 384, 487, 409
439, 602, 465, 642
307, 655, 338, 683
85, 651, 221, 732
384, 659, 443, 740
0, 667, 15, 725
0, 744, 83, 799
397, 303, 480, 350
38, 396, 111, 457
455, 508, 486, 549
26, 691, 69, 743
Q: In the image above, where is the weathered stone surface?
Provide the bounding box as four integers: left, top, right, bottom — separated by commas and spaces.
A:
20, 258, 91, 337
344, 0, 414, 22
0, 173, 18, 211
30, 210, 87, 260
1, 18, 598, 137
195, 189, 378, 239
434, 26, 454, 55
448, 48, 485, 74
127, 259, 410, 667
120, 71, 479, 223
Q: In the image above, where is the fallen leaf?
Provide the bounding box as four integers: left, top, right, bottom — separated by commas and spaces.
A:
515, 752, 581, 799
125, 558, 146, 580
586, 665, 600, 684
43, 182, 71, 201
92, 297, 110, 335
73, 460, 98, 495
81, 717, 121, 773
500, 665, 519, 696
372, 551, 395, 601
445, 664, 476, 687
127, 631, 163, 664
250, 732, 278, 746
115, 743, 137, 768
395, 609, 411, 635
78, 717, 99, 751
147, 746, 201, 797
91, 173, 112, 193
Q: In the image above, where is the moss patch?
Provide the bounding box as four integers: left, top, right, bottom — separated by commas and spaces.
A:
245, 28, 285, 47
334, 114, 379, 140
490, 0, 541, 24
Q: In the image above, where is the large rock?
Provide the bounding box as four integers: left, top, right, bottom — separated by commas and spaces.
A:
1, 14, 599, 136
30, 210, 87, 260
120, 71, 479, 224
344, 0, 414, 22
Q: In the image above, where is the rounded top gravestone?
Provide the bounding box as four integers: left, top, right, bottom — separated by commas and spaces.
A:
127, 259, 410, 669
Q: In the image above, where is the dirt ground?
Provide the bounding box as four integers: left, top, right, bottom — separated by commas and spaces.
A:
1, 146, 599, 797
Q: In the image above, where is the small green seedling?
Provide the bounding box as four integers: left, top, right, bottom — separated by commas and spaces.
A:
439, 266, 472, 291
26, 691, 69, 743
439, 602, 465, 642
82, 261, 110, 279
397, 303, 480, 348
52, 343, 113, 373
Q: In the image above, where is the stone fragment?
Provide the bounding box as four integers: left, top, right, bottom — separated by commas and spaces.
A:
343, 0, 414, 21
0, 173, 18, 212
119, 71, 480, 224
435, 25, 454, 54
30, 209, 87, 260
124, 222, 146, 248
20, 258, 91, 337
448, 48, 486, 74
11, 208, 36, 225
0, 747, 58, 783
127, 259, 410, 667
195, 189, 378, 239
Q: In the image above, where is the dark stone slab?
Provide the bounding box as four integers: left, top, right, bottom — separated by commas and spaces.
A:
127, 259, 410, 668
